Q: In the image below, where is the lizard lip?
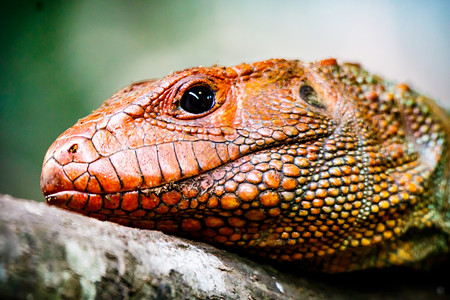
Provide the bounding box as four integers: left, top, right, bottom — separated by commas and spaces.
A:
44, 186, 180, 214
45, 191, 75, 207
45, 190, 115, 211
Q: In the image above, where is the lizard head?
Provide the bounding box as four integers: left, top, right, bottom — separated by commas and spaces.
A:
41, 59, 448, 272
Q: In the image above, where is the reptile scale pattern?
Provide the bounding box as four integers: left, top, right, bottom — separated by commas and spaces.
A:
40, 59, 450, 272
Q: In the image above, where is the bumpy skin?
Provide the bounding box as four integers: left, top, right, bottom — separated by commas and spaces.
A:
41, 59, 450, 273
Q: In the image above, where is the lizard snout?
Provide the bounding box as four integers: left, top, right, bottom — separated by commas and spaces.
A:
40, 136, 99, 198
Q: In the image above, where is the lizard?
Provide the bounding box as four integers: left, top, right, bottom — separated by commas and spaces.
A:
40, 58, 450, 273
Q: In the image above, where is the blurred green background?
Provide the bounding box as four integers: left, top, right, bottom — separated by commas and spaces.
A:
1, 0, 449, 201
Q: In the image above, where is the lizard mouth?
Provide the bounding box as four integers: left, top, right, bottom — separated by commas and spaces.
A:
41, 130, 323, 231
41, 114, 332, 213
44, 174, 198, 215
43, 146, 261, 237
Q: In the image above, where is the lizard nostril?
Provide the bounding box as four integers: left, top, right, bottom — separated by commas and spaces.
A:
52, 137, 99, 166
68, 144, 78, 154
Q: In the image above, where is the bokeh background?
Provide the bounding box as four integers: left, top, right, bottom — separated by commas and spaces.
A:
1, 0, 449, 201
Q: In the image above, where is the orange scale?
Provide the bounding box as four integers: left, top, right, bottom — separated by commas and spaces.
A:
198, 193, 209, 203
181, 219, 202, 231
155, 205, 170, 214
68, 193, 88, 210
189, 199, 199, 209
87, 176, 102, 194
220, 194, 240, 210
281, 178, 297, 190
218, 227, 234, 236
104, 193, 120, 209
201, 228, 218, 238
162, 190, 181, 205
129, 209, 146, 217
244, 209, 266, 221
214, 236, 228, 243
141, 193, 160, 210
63, 163, 88, 182
74, 173, 90, 191
228, 217, 246, 227
268, 207, 281, 217
236, 183, 259, 201
177, 199, 190, 210
205, 216, 225, 228
86, 194, 103, 211
182, 186, 199, 198
312, 199, 324, 208
98, 209, 113, 215
229, 234, 242, 242
110, 150, 143, 191
121, 192, 139, 211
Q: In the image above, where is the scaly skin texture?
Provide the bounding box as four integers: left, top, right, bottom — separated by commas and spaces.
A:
40, 59, 450, 273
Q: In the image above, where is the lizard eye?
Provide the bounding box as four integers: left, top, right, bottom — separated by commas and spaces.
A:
299, 85, 325, 109
180, 85, 215, 114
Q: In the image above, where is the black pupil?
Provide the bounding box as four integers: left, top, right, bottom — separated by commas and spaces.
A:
299, 85, 314, 100
180, 85, 215, 114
